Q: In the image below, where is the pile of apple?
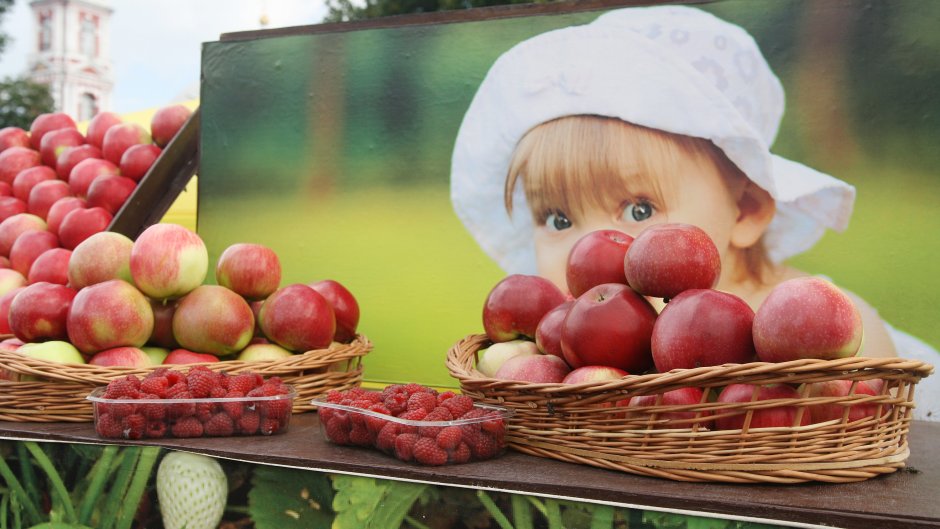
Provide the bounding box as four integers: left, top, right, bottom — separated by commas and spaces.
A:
0, 106, 193, 291
477, 224, 880, 429
0, 221, 360, 375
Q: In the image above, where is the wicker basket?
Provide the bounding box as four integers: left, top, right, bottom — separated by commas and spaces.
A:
447, 334, 934, 484
0, 335, 372, 422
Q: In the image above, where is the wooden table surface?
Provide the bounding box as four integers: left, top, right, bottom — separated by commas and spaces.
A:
1, 415, 937, 529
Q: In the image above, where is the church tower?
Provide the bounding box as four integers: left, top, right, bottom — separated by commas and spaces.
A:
27, 0, 114, 120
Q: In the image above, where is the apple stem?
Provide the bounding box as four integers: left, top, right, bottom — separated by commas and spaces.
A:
663, 297, 670, 304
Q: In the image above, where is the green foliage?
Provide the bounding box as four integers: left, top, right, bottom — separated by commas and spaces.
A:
248, 465, 334, 529
642, 511, 782, 529
331, 474, 428, 529
323, 0, 553, 22
0, 77, 55, 129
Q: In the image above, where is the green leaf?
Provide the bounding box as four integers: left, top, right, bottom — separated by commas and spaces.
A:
248, 466, 334, 529
330, 475, 428, 529
368, 481, 427, 529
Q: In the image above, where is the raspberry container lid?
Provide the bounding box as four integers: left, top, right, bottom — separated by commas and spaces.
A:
87, 386, 298, 403
311, 396, 514, 426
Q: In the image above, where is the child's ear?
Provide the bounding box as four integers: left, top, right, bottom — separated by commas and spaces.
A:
731, 181, 775, 250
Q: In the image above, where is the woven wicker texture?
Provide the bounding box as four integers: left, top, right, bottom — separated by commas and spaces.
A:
447, 334, 934, 483
0, 335, 372, 422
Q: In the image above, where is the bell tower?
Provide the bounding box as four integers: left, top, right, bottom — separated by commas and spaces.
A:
27, 0, 114, 120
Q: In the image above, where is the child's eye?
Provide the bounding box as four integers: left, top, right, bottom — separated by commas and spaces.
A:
622, 200, 655, 222
544, 211, 573, 231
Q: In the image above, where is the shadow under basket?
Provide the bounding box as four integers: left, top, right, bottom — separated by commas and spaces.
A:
446, 334, 934, 484
0, 335, 372, 422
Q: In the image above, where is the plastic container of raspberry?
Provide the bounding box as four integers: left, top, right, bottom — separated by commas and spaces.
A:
312, 395, 514, 466
86, 386, 297, 440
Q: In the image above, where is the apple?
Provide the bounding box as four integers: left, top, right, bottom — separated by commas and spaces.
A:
29, 113, 77, 150
12, 165, 56, 201
493, 353, 571, 383
560, 283, 658, 373
151, 104, 193, 147
805, 379, 886, 424
215, 243, 281, 301
18, 340, 85, 364
0, 255, 8, 268
171, 285, 255, 356
68, 158, 119, 198
86, 175, 136, 215
309, 279, 359, 342
563, 365, 628, 384
140, 346, 169, 365
101, 123, 150, 165
628, 387, 713, 428
258, 284, 335, 352
119, 144, 162, 182
66, 279, 154, 354
0, 127, 30, 152
0, 147, 42, 185
249, 299, 264, 336
85, 112, 123, 149
58, 207, 113, 250
46, 197, 86, 236
130, 223, 207, 300
67, 231, 134, 289
0, 196, 27, 222
88, 346, 152, 367
483, 274, 567, 343
715, 383, 811, 430
0, 213, 47, 256
476, 339, 539, 377
236, 342, 294, 362
534, 300, 574, 359
624, 223, 721, 300
9, 229, 59, 276
27, 248, 71, 285
148, 298, 179, 349
0, 286, 25, 334
0, 337, 24, 350
0, 268, 27, 296
651, 289, 756, 372
0, 182, 10, 197
27, 179, 71, 219
39, 127, 85, 167
163, 348, 220, 364
56, 144, 102, 180
566, 230, 633, 298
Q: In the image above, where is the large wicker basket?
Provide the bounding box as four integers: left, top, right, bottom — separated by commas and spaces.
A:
0, 335, 372, 422
447, 334, 934, 484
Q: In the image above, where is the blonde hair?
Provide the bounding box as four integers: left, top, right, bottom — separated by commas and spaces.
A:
505, 115, 771, 282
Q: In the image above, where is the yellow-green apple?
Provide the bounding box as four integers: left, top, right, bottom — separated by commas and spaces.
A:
39, 127, 85, 167
0, 213, 47, 256
805, 379, 886, 424
29, 113, 76, 150
27, 248, 71, 285
119, 144, 162, 182
141, 346, 169, 365
67, 231, 134, 289
566, 230, 633, 297
628, 387, 713, 428
148, 298, 179, 349
753, 277, 863, 363
476, 339, 539, 377
88, 346, 152, 367
0, 268, 27, 295
18, 340, 84, 364
12, 165, 56, 201
493, 353, 571, 383
258, 284, 335, 352
66, 279, 154, 354
58, 207, 112, 251
56, 144, 102, 180
150, 104, 193, 147
163, 348, 219, 364
483, 274, 566, 343
0, 196, 27, 222
715, 383, 810, 430
624, 223, 721, 300
236, 342, 293, 362
534, 300, 574, 359
85, 112, 122, 149
86, 175, 136, 215
0, 127, 30, 152
9, 229, 59, 276
27, 179, 71, 219
215, 243, 281, 301
46, 197, 86, 236
0, 286, 25, 334
651, 289, 756, 372
171, 285, 255, 356
0, 147, 41, 184
561, 283, 657, 373
101, 123, 150, 165
68, 158, 119, 198
130, 223, 208, 300
308, 279, 359, 342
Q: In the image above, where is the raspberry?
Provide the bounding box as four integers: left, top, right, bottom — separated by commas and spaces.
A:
375, 422, 400, 453
452, 442, 471, 464
427, 407, 453, 422
239, 410, 260, 434
210, 386, 227, 398
167, 391, 196, 419
480, 412, 506, 435
140, 376, 169, 397
187, 370, 215, 398
259, 417, 281, 435
195, 402, 214, 422
384, 393, 408, 415
205, 412, 235, 436
437, 391, 457, 405
407, 392, 437, 414
442, 395, 475, 418
469, 433, 500, 460
121, 414, 146, 440
138, 395, 166, 421
171, 416, 204, 438
108, 401, 136, 420
120, 375, 141, 391
261, 395, 291, 421
325, 390, 345, 403
398, 408, 427, 422
402, 383, 429, 396
223, 391, 245, 419
105, 377, 139, 399
365, 404, 391, 433
95, 413, 122, 438
145, 420, 167, 439
165, 369, 185, 386
348, 424, 373, 446
436, 426, 462, 450
413, 437, 448, 466
166, 382, 189, 398
394, 433, 418, 461
325, 417, 350, 444
229, 373, 262, 394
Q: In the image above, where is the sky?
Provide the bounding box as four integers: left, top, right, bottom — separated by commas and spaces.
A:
0, 0, 329, 113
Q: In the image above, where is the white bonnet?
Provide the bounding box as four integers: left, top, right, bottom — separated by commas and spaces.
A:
450, 5, 855, 272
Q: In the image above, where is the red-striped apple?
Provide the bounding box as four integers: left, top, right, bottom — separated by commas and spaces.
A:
88, 346, 152, 367
172, 285, 254, 356
29, 113, 76, 150
101, 123, 150, 165
66, 279, 154, 354
56, 144, 101, 180
628, 387, 712, 428
85, 112, 122, 149
0, 127, 30, 152
805, 379, 886, 424
119, 144, 162, 182
28, 248, 71, 285
12, 165, 56, 201
0, 196, 27, 222
215, 243, 281, 301
86, 175, 136, 215
67, 231, 134, 289
27, 179, 71, 219
0, 213, 46, 256
46, 197, 86, 236
130, 223, 207, 300
258, 284, 335, 352
493, 353, 571, 383
309, 279, 359, 342
715, 383, 810, 430
150, 104, 192, 147
68, 158, 119, 198
39, 127, 84, 167
8, 282, 77, 342
624, 223, 721, 300
163, 348, 219, 364
483, 274, 566, 343
9, 229, 58, 276
57, 207, 112, 250
0, 147, 41, 185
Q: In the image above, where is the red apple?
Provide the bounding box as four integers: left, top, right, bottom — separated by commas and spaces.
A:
0, 127, 30, 152
628, 387, 713, 428
0, 196, 26, 222
8, 281, 77, 342
561, 283, 657, 373
130, 223, 208, 300
534, 300, 574, 359
805, 379, 886, 424
0, 337, 24, 350
29, 113, 76, 150
0, 213, 47, 256
148, 298, 179, 349
562, 365, 628, 384
215, 243, 281, 301
0, 182, 10, 197
753, 277, 863, 363
493, 353, 571, 383
68, 158, 119, 198
28, 248, 71, 285
249, 299, 264, 337
715, 383, 811, 430
309, 279, 359, 343
483, 274, 566, 342
86, 175, 136, 215
624, 223, 721, 300
258, 284, 335, 352
101, 123, 150, 165
27, 179, 71, 219
566, 229, 633, 298
46, 197, 86, 236
0, 286, 25, 334
56, 144, 102, 180
12, 165, 56, 201
9, 229, 59, 276
0, 255, 8, 268
476, 340, 539, 377
171, 285, 255, 356
67, 231, 134, 289
236, 342, 293, 362
163, 348, 220, 365
0, 268, 27, 296
0, 147, 42, 185
88, 346, 152, 367
39, 127, 85, 167
651, 289, 756, 372
85, 112, 123, 149
66, 279, 154, 354
150, 104, 193, 147
119, 144, 162, 182
58, 207, 112, 250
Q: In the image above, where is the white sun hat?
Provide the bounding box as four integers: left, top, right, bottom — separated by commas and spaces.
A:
450, 4, 856, 273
